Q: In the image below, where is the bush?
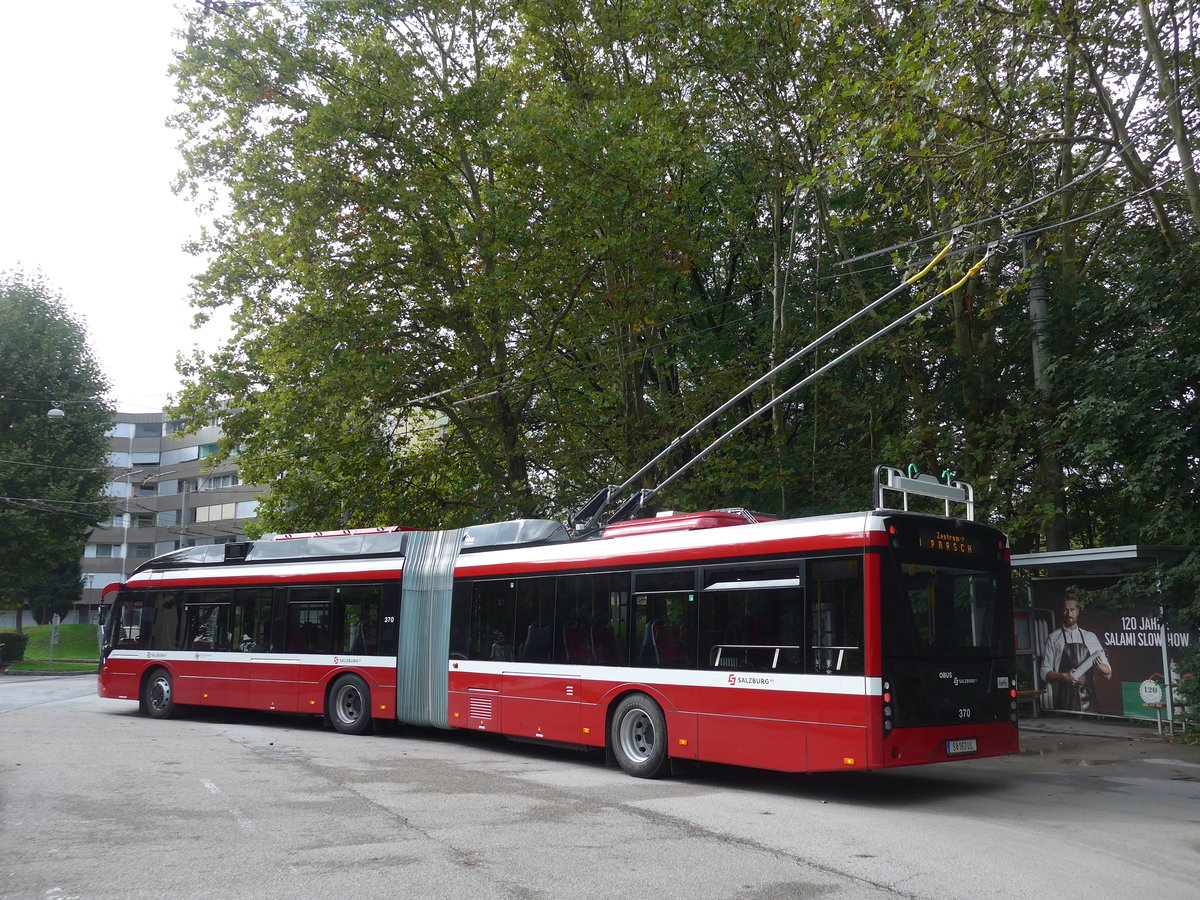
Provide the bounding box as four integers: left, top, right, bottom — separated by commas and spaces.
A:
1176, 647, 1200, 708
0, 632, 30, 662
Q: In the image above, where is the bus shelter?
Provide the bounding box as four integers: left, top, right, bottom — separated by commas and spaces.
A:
1011, 546, 1194, 731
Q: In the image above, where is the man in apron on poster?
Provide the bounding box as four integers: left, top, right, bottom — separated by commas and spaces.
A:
1041, 594, 1113, 712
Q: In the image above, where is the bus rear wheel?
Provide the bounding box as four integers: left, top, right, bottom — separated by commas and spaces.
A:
142, 668, 176, 719
328, 674, 374, 735
610, 694, 668, 778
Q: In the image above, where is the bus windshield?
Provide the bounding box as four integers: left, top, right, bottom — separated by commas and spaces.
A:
883, 562, 1011, 659
101, 593, 145, 656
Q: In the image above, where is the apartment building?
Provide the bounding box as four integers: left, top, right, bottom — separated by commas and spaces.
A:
78, 411, 263, 620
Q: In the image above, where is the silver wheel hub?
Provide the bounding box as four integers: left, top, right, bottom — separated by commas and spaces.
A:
618, 709, 655, 763
336, 686, 361, 723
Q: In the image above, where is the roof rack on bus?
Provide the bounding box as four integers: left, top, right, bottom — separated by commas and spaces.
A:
130, 518, 573, 574
599, 509, 759, 540
460, 518, 570, 551
874, 465, 975, 520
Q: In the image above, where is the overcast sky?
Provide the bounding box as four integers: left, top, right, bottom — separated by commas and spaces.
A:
0, 1, 226, 415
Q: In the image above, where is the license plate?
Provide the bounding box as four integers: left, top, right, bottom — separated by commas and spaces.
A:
947, 738, 977, 756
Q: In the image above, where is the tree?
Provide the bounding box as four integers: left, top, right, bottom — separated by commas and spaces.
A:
168, 0, 1198, 576
0, 273, 112, 630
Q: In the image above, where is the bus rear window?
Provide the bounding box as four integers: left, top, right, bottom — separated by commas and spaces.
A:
884, 563, 1010, 658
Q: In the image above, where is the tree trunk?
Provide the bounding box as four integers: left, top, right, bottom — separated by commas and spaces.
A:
1059, 16, 1179, 249
1136, 0, 1200, 229
1027, 240, 1070, 550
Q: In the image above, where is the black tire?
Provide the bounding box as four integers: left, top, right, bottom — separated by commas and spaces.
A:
328, 674, 374, 735
142, 668, 176, 719
610, 693, 669, 778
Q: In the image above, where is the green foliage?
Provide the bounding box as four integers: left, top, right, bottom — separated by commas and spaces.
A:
169, 1, 1200, 631
0, 633, 29, 662
0, 273, 113, 616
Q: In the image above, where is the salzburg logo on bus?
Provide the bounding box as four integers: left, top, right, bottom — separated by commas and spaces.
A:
728, 674, 774, 687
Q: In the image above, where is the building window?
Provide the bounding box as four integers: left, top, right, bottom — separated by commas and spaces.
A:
195, 502, 239, 523
106, 423, 134, 440
161, 446, 199, 466
130, 544, 155, 558
202, 473, 238, 491
93, 544, 121, 558
134, 423, 162, 439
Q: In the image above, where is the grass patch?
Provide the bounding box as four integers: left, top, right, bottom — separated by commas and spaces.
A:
13, 624, 100, 661
5, 659, 97, 674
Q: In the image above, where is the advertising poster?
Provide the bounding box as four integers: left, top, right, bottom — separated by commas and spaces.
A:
1029, 579, 1195, 719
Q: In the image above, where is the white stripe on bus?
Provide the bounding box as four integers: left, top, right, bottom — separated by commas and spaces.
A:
110, 650, 881, 696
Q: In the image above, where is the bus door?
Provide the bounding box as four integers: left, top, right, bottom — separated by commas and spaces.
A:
178, 595, 232, 706
227, 588, 274, 709
504, 576, 580, 740
268, 588, 333, 713
693, 563, 808, 770
244, 588, 299, 712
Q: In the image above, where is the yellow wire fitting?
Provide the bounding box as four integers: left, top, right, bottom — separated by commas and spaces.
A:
903, 238, 955, 286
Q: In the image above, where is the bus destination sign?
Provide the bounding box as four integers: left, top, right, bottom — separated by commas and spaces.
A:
917, 529, 977, 555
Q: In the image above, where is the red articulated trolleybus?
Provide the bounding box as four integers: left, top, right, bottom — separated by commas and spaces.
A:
98, 467, 1019, 777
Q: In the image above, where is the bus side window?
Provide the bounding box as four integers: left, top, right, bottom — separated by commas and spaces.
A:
144, 592, 183, 651
114, 596, 146, 648
183, 603, 230, 652
630, 570, 698, 669
449, 581, 471, 659
513, 577, 555, 662
555, 572, 630, 665
470, 580, 515, 660
235, 588, 274, 652
807, 557, 864, 674
287, 588, 332, 653
336, 584, 382, 654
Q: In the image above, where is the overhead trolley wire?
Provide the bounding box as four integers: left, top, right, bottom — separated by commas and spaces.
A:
619, 243, 998, 522
834, 68, 1200, 270
571, 236, 964, 531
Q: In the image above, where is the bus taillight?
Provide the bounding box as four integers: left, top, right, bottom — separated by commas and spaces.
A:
883, 680, 894, 736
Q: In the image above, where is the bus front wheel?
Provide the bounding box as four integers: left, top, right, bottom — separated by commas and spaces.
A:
328, 674, 374, 735
610, 694, 668, 778
142, 668, 176, 719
